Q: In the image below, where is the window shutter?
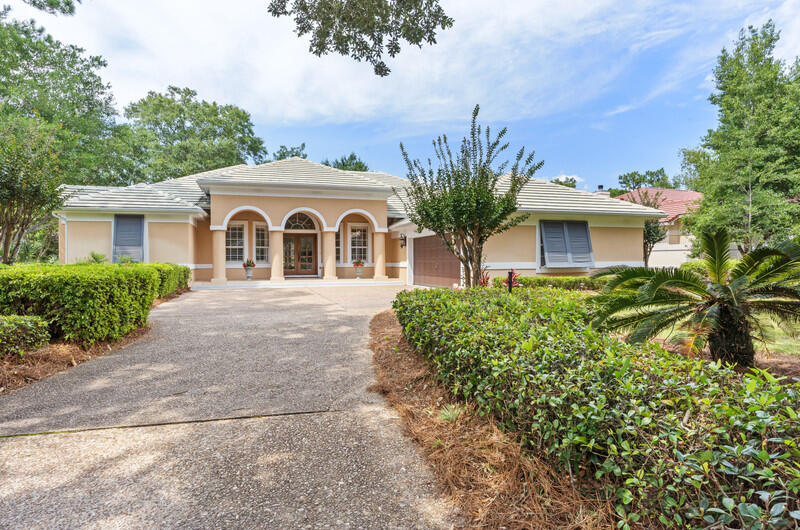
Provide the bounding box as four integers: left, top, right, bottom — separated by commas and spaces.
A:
541, 221, 569, 264
565, 221, 593, 263
113, 215, 144, 262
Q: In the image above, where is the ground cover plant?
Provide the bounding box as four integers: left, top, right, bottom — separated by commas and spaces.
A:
593, 230, 800, 367
0, 263, 189, 345
0, 315, 49, 356
393, 287, 800, 528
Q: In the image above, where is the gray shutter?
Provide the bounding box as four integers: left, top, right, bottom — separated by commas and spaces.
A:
541, 221, 569, 264
565, 221, 593, 264
113, 215, 144, 263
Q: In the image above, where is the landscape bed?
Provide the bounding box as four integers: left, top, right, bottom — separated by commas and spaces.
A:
393, 287, 800, 529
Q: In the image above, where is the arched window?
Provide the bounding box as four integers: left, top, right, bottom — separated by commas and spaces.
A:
285, 213, 316, 230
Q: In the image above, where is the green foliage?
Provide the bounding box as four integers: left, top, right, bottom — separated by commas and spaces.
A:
321, 152, 369, 171
619, 189, 668, 266
491, 274, 607, 291
0, 263, 188, 345
594, 230, 800, 367
272, 143, 307, 161
551, 175, 577, 188
0, 314, 49, 356
617, 168, 673, 191
393, 287, 800, 528
682, 21, 800, 252
120, 86, 267, 183
0, 113, 64, 264
267, 0, 453, 76
137, 263, 190, 298
0, 9, 116, 185
21, 0, 79, 15
400, 104, 544, 287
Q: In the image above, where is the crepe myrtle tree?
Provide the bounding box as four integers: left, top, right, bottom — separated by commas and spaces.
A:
399, 104, 544, 287
0, 114, 65, 264
623, 188, 667, 267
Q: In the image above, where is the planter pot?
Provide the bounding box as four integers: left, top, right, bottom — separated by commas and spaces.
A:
245, 267, 254, 280
355, 267, 362, 279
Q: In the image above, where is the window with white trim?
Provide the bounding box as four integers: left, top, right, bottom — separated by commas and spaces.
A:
254, 224, 268, 263
349, 224, 369, 263
335, 228, 341, 262
540, 221, 593, 268
226, 223, 245, 263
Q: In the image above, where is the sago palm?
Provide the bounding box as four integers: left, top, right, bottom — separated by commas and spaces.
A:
592, 230, 800, 367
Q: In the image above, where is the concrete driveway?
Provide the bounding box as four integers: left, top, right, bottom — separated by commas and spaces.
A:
0, 286, 457, 529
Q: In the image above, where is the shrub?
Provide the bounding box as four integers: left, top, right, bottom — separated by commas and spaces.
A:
393, 287, 800, 528
132, 263, 190, 298
0, 264, 159, 345
491, 274, 607, 291
0, 315, 49, 356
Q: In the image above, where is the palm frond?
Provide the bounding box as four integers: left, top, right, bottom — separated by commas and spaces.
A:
730, 247, 785, 280
701, 230, 732, 283
637, 267, 709, 301
749, 300, 800, 324
593, 266, 657, 293
745, 284, 800, 301
627, 306, 697, 343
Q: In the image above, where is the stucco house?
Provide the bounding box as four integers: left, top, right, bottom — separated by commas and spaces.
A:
55, 157, 664, 287
616, 188, 703, 267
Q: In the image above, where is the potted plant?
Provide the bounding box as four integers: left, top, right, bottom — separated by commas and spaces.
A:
352, 259, 364, 279
243, 259, 255, 280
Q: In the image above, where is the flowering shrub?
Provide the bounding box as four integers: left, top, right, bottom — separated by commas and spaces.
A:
352, 259, 364, 267
242, 259, 255, 268
0, 315, 49, 356
500, 268, 521, 289
393, 287, 800, 529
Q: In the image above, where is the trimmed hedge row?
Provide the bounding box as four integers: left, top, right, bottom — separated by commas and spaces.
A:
394, 288, 800, 529
491, 274, 607, 291
134, 263, 191, 298
0, 263, 190, 345
0, 315, 50, 356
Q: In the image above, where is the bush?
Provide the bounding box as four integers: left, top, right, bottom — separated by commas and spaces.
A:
0, 315, 50, 356
393, 287, 800, 528
491, 274, 607, 291
680, 259, 740, 277
0, 264, 159, 345
132, 263, 190, 298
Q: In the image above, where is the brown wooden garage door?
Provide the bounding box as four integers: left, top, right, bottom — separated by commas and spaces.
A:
413, 235, 461, 287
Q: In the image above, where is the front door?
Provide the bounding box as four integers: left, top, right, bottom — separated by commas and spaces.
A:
283, 234, 317, 275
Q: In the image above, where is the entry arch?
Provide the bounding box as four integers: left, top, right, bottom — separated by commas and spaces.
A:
280, 207, 328, 230
218, 205, 275, 230
333, 208, 385, 232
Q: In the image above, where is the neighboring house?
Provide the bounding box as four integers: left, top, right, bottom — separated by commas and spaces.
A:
616, 188, 702, 267
55, 157, 664, 287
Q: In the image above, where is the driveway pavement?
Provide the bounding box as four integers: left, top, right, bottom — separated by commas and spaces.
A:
0, 286, 457, 529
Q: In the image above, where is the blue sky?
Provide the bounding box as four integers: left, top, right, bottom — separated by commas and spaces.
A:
9, 0, 800, 190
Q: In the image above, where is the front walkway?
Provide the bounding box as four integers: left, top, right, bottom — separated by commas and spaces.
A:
193, 278, 405, 290
0, 286, 456, 528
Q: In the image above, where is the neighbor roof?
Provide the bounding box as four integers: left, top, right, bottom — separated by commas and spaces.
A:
499, 177, 666, 217
616, 187, 702, 222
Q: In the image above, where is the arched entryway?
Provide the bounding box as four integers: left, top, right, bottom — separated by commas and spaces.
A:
282, 212, 320, 276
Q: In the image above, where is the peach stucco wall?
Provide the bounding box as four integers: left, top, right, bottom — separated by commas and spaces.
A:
148, 222, 193, 264
590, 226, 643, 262
484, 225, 537, 263
66, 221, 112, 263
209, 195, 388, 231
58, 222, 65, 264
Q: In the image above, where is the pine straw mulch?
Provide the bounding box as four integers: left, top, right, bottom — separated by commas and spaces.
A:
368, 310, 613, 530
0, 326, 149, 395
1, 290, 188, 396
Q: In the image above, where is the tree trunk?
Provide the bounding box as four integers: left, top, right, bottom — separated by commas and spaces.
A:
707, 306, 755, 367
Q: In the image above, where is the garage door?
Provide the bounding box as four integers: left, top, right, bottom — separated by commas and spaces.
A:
413, 235, 461, 287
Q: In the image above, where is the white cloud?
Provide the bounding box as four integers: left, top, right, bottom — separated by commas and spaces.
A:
549, 174, 584, 183
6, 0, 798, 129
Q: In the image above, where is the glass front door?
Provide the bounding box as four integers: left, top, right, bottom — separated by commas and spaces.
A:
283, 234, 316, 275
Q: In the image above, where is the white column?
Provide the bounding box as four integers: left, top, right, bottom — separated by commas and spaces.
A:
270, 230, 285, 281
211, 228, 227, 285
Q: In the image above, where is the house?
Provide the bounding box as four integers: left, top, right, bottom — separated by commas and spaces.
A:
55, 158, 664, 287
616, 188, 702, 267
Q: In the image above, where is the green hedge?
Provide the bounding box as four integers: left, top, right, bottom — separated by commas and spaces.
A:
131, 263, 190, 298
491, 274, 607, 290
0, 264, 161, 345
393, 288, 800, 528
0, 315, 50, 356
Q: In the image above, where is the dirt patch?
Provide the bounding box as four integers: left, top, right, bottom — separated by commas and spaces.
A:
152, 287, 190, 308
0, 326, 149, 395
368, 310, 612, 529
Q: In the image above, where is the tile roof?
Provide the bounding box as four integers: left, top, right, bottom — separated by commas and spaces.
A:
500, 177, 665, 217
616, 188, 703, 222
196, 157, 396, 191
62, 183, 203, 213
